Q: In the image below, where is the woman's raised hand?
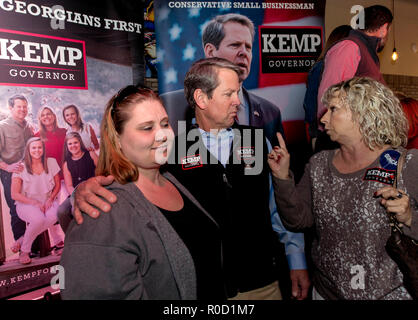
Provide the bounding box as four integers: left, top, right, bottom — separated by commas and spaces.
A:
268, 132, 291, 180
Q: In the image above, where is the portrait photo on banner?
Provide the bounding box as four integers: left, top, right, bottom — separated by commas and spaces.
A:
155, 0, 325, 140
154, 0, 325, 181
0, 0, 144, 299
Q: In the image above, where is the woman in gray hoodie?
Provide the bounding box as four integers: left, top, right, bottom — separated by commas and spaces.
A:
60, 85, 224, 300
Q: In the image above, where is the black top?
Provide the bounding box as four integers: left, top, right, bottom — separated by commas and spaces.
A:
158, 188, 226, 300
166, 124, 277, 297
66, 152, 96, 188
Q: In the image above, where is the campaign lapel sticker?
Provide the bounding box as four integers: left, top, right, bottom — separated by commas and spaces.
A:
379, 150, 401, 171
181, 154, 203, 170
236, 147, 256, 169
236, 147, 255, 159
363, 167, 396, 185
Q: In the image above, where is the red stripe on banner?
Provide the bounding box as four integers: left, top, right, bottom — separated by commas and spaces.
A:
305, 122, 311, 143
283, 120, 307, 145
262, 0, 326, 24
258, 73, 308, 88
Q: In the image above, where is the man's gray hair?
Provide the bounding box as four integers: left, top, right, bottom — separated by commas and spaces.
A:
184, 57, 242, 109
8, 94, 27, 108
202, 13, 255, 49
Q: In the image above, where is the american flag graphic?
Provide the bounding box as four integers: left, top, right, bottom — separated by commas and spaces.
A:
154, 0, 325, 144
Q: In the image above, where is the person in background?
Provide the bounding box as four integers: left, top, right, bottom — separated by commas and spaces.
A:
303, 25, 352, 152
62, 132, 98, 195
35, 106, 67, 172
161, 14, 309, 298
400, 97, 418, 149
0, 94, 34, 253
11, 137, 61, 265
58, 132, 98, 232
269, 77, 417, 299
60, 85, 224, 300
316, 5, 393, 146
62, 105, 99, 151
35, 106, 66, 250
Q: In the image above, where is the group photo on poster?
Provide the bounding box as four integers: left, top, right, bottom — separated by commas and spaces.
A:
0, 0, 144, 299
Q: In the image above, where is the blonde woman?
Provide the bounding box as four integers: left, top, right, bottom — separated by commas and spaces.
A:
269, 77, 418, 300
35, 106, 67, 170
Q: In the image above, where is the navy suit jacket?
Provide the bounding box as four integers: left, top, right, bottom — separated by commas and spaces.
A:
160, 87, 284, 146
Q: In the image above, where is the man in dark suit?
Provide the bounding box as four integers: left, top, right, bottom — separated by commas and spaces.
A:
160, 13, 284, 147
160, 13, 310, 299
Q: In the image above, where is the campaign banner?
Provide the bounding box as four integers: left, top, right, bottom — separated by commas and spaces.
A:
259, 26, 322, 74
0, 28, 87, 89
0, 0, 143, 299
154, 0, 325, 146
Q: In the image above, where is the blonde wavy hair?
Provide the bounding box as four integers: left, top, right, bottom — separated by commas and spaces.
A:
37, 106, 58, 140
321, 77, 408, 150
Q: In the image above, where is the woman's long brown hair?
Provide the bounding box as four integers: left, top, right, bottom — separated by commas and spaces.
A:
24, 137, 48, 175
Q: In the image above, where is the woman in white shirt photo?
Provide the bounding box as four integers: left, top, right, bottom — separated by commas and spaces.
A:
62, 104, 99, 151
11, 137, 61, 264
